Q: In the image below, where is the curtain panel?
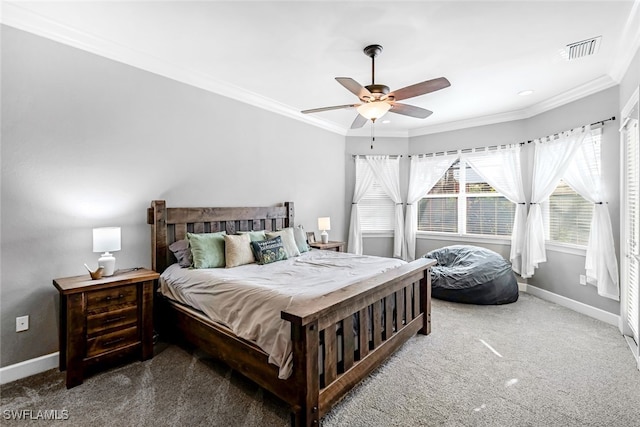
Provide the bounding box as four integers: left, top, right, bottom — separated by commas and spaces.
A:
462, 145, 527, 274
366, 156, 404, 258
521, 126, 589, 278
404, 154, 459, 261
347, 158, 375, 254
563, 134, 619, 300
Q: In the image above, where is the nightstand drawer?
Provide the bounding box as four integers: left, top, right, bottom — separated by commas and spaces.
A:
87, 305, 138, 337
86, 285, 137, 311
86, 326, 138, 357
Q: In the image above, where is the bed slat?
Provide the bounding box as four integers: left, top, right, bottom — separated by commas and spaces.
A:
358, 308, 369, 360
394, 290, 402, 330
342, 317, 355, 372
324, 324, 337, 386
405, 285, 412, 322
384, 295, 393, 340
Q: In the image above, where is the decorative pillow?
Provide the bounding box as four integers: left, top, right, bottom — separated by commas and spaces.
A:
237, 230, 267, 242
187, 231, 226, 269
292, 225, 310, 253
169, 239, 192, 267
251, 236, 288, 265
266, 228, 301, 258
224, 233, 255, 268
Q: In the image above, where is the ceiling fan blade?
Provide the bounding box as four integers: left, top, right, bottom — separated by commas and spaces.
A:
351, 114, 368, 129
389, 103, 433, 119
389, 77, 451, 101
336, 77, 373, 100
301, 104, 358, 114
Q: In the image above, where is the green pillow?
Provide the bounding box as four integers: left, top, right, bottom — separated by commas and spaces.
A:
292, 226, 310, 253
237, 230, 267, 242
187, 231, 226, 268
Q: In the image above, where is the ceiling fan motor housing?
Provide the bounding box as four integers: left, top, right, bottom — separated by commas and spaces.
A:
362, 85, 389, 101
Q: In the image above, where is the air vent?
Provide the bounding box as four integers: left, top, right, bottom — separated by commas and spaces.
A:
565, 36, 601, 60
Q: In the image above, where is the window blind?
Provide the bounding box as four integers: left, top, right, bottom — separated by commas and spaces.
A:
356, 162, 396, 232
545, 131, 601, 246
623, 115, 639, 343
418, 159, 515, 236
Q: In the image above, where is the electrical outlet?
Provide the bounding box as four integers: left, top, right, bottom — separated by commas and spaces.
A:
16, 315, 29, 332
579, 275, 587, 285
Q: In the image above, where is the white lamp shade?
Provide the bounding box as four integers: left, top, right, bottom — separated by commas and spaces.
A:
93, 227, 121, 253
356, 101, 391, 120
318, 217, 331, 231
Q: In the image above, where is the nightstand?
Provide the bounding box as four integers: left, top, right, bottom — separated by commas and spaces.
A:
53, 268, 159, 388
309, 241, 345, 252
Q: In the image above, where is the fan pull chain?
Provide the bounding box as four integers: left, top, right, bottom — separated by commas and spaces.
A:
371, 119, 375, 149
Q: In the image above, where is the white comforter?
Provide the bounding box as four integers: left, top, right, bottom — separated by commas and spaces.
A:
159, 250, 405, 378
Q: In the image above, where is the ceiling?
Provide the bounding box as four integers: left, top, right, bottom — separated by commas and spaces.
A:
3, 1, 640, 137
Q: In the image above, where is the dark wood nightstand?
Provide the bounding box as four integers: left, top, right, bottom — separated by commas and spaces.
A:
53, 268, 159, 388
309, 241, 345, 252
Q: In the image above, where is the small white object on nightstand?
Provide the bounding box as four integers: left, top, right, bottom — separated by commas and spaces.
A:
93, 227, 121, 276
318, 217, 331, 244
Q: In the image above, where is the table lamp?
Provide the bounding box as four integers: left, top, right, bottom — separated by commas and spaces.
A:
93, 227, 121, 276
318, 217, 331, 244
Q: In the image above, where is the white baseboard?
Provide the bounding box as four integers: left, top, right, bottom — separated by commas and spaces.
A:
0, 352, 59, 385
519, 283, 620, 327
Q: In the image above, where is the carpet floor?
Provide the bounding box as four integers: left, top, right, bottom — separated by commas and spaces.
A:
2, 293, 639, 426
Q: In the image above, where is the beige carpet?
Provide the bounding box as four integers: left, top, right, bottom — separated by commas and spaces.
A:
2, 293, 639, 426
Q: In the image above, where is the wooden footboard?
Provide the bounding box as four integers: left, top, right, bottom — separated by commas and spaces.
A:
283, 257, 434, 425
148, 200, 434, 426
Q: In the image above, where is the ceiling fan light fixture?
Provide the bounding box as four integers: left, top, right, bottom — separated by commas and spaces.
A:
357, 101, 391, 121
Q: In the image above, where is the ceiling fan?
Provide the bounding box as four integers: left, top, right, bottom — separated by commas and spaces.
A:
301, 44, 451, 129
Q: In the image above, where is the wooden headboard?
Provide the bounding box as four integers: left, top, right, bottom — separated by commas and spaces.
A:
147, 200, 294, 273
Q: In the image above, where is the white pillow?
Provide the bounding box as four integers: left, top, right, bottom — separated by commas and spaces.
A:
266, 228, 301, 258
224, 233, 255, 268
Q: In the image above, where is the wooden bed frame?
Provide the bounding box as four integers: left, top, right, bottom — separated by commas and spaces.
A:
148, 200, 435, 426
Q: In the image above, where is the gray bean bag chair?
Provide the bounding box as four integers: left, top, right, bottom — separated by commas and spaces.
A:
424, 245, 518, 305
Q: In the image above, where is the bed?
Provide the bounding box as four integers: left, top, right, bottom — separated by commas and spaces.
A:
148, 200, 435, 426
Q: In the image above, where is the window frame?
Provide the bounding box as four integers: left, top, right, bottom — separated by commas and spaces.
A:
417, 158, 516, 240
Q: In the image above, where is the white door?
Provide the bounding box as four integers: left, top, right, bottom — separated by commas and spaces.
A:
621, 88, 639, 370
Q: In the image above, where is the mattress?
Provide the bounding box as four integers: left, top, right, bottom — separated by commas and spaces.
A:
159, 249, 405, 379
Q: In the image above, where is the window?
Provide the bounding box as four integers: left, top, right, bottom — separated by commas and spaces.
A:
356, 163, 395, 232
418, 159, 515, 237
544, 131, 601, 246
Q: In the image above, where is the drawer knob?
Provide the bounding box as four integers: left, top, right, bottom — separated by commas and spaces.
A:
104, 294, 125, 302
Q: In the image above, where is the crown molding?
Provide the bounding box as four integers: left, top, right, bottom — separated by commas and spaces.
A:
610, 0, 640, 82
1, 1, 633, 140
409, 75, 618, 137
1, 2, 347, 136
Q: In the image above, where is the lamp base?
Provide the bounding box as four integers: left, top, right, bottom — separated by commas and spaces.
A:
321, 231, 329, 244
98, 252, 116, 276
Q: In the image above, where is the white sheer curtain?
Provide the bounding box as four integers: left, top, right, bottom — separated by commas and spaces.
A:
348, 158, 376, 254
366, 156, 404, 258
463, 145, 527, 274
563, 134, 619, 300
404, 154, 458, 261
522, 126, 589, 278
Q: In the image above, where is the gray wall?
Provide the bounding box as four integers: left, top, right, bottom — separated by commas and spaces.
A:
1, 26, 346, 367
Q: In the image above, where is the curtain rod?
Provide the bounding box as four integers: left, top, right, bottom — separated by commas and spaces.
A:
519, 116, 615, 145
352, 154, 403, 159
408, 116, 616, 158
